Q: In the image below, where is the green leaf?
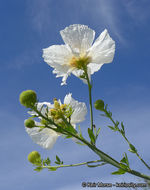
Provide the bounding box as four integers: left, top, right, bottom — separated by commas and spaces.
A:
124, 153, 129, 167
66, 125, 77, 135
55, 161, 60, 165
88, 128, 96, 144
115, 120, 119, 127
43, 157, 51, 166
121, 122, 125, 131
107, 126, 115, 130
34, 166, 43, 172
112, 168, 126, 175
128, 149, 136, 153
96, 128, 101, 138
129, 144, 137, 153
94, 126, 97, 136
75, 141, 86, 146
78, 125, 83, 138
56, 155, 61, 163
119, 163, 128, 169
120, 157, 127, 164
87, 164, 101, 168
48, 167, 57, 171
65, 135, 72, 139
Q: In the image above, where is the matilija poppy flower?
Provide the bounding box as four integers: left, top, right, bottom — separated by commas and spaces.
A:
43, 24, 115, 85
25, 93, 87, 149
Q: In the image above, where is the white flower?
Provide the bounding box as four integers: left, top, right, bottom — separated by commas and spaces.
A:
25, 93, 87, 149
43, 24, 115, 85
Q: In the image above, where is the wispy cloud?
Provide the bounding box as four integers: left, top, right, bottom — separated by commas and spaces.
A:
123, 0, 150, 24
92, 0, 127, 45
26, 0, 52, 35
5, 49, 40, 70
26, 0, 127, 45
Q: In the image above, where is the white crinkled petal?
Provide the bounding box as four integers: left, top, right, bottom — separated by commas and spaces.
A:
64, 93, 87, 124
88, 29, 115, 65
72, 69, 88, 84
60, 24, 95, 54
28, 102, 53, 116
26, 127, 59, 149
43, 44, 72, 65
43, 45, 73, 85
87, 63, 103, 75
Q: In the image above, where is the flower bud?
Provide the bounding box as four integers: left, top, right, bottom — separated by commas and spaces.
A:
28, 151, 41, 164
25, 119, 35, 128
19, 90, 37, 108
94, 99, 105, 111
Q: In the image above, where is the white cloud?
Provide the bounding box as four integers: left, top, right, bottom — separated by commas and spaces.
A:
123, 0, 150, 24
7, 49, 40, 69
26, 0, 52, 34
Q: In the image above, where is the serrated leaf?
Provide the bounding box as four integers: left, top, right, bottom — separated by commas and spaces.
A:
112, 168, 126, 175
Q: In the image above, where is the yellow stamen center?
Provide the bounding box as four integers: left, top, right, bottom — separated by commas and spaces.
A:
69, 56, 91, 69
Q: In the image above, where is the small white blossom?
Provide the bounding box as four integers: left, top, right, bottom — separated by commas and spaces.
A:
43, 24, 115, 85
25, 93, 87, 149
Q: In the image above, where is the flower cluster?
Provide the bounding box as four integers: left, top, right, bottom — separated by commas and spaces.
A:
19, 25, 150, 182
21, 24, 115, 150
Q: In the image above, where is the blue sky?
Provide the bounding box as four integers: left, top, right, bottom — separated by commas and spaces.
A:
1, 0, 150, 189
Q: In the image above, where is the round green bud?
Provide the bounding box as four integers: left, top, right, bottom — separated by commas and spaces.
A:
28, 151, 41, 164
25, 119, 35, 128
94, 99, 105, 111
19, 90, 37, 108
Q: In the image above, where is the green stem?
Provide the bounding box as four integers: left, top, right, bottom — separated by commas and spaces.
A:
43, 159, 105, 170
84, 68, 94, 131
104, 109, 150, 170
34, 107, 150, 181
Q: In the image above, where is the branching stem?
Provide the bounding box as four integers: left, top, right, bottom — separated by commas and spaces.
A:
43, 159, 105, 170
104, 109, 150, 170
